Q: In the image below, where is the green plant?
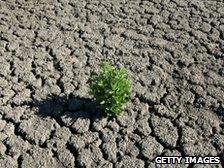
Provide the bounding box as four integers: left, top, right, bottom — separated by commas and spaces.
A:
90, 61, 131, 117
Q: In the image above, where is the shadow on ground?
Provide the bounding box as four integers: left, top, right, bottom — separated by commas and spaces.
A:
32, 94, 103, 120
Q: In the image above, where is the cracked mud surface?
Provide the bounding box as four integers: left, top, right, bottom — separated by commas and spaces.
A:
0, 0, 224, 167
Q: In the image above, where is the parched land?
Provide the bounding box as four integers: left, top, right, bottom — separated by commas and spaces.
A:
0, 0, 224, 167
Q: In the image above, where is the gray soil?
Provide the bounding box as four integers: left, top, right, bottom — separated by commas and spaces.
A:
0, 0, 224, 168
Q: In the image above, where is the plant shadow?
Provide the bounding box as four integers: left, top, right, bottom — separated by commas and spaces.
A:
32, 94, 103, 120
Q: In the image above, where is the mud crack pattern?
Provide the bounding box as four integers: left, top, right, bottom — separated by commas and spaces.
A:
0, 0, 224, 168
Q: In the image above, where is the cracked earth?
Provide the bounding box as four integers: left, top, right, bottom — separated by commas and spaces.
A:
0, 0, 224, 168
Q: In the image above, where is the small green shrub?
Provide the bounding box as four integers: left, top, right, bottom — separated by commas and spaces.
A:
90, 61, 131, 117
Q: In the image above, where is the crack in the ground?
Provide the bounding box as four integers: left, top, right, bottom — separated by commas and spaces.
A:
56, 74, 65, 93
17, 155, 23, 168
149, 106, 175, 121
97, 131, 109, 162
173, 114, 186, 156
46, 46, 65, 94
1, 114, 36, 146
51, 149, 67, 168
2, 139, 11, 156
148, 107, 182, 149
66, 141, 79, 168
147, 117, 168, 150
187, 163, 195, 168
218, 152, 224, 168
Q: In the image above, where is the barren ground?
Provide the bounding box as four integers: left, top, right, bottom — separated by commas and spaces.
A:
0, 0, 224, 168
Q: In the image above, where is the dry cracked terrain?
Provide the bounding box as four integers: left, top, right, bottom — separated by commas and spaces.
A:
0, 0, 224, 168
